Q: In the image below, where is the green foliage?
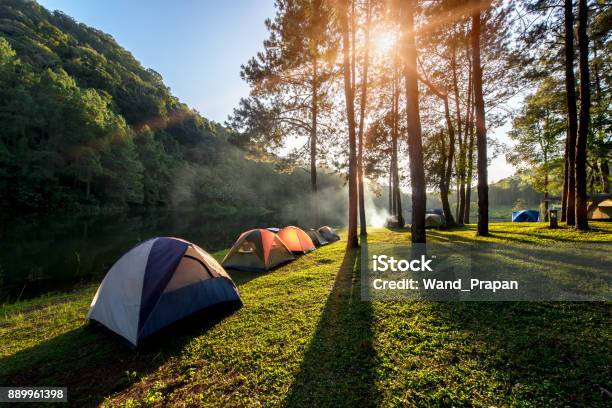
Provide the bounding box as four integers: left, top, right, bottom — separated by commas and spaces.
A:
0, 0, 345, 217
507, 77, 566, 194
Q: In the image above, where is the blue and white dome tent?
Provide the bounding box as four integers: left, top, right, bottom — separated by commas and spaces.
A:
87, 237, 241, 346
511, 210, 540, 222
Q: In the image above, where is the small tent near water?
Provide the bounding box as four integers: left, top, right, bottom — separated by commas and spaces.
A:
278, 226, 315, 254
87, 237, 241, 346
512, 210, 540, 222
222, 229, 295, 272
427, 208, 444, 216
425, 213, 445, 228
318, 226, 340, 242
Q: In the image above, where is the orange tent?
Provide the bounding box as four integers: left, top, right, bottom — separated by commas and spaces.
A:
277, 226, 315, 254
222, 229, 295, 272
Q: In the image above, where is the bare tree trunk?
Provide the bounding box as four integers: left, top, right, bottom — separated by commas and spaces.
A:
402, 0, 426, 243
341, 0, 359, 248
310, 57, 320, 226
602, 160, 610, 193
451, 42, 465, 224
351, 0, 356, 93
544, 155, 549, 222
472, 8, 488, 236
439, 130, 449, 218
575, 0, 590, 230
357, 0, 371, 236
561, 134, 569, 222
564, 0, 578, 225
463, 47, 474, 224
442, 97, 456, 226
392, 53, 404, 226
395, 180, 404, 225
464, 112, 475, 223
589, 162, 597, 195
389, 161, 394, 213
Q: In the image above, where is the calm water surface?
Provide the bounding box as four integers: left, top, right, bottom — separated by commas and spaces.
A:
0, 210, 327, 303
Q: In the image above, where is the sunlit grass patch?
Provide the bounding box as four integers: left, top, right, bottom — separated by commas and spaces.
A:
0, 224, 610, 406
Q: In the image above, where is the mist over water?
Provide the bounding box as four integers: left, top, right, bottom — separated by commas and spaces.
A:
0, 180, 394, 302
1, 140, 399, 303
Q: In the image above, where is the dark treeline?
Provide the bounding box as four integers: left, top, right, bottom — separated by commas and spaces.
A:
0, 0, 351, 220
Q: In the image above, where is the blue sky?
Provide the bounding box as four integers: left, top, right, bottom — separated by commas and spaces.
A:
38, 0, 276, 124
37, 0, 514, 182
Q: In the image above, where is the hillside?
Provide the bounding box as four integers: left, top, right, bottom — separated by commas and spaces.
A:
0, 0, 345, 219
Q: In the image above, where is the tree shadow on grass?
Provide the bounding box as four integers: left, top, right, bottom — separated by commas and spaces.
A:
0, 301, 241, 407
283, 244, 379, 407
422, 301, 612, 406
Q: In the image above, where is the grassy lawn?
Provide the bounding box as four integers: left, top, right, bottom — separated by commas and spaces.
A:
1, 222, 610, 407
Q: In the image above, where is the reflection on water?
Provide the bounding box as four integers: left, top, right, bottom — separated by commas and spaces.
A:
0, 210, 327, 303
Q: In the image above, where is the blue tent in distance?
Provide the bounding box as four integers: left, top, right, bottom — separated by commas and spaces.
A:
512, 210, 540, 222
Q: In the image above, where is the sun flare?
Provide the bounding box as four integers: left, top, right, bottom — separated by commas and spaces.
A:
371, 29, 396, 55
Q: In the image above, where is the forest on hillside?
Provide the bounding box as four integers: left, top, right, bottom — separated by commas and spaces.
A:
0, 0, 352, 220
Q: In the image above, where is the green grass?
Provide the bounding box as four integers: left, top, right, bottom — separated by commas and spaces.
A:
1, 222, 611, 407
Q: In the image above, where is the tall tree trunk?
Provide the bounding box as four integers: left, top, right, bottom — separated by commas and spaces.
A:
439, 131, 449, 218
471, 8, 488, 236
544, 154, 549, 222
463, 48, 474, 224
464, 116, 475, 223
392, 52, 404, 226
451, 43, 465, 224
394, 180, 404, 225
564, 0, 578, 225
310, 57, 320, 226
357, 0, 371, 236
388, 163, 393, 212
402, 0, 426, 243
575, 0, 590, 230
442, 97, 456, 226
602, 160, 610, 193
341, 0, 359, 248
561, 134, 569, 222
351, 0, 356, 92
588, 162, 597, 195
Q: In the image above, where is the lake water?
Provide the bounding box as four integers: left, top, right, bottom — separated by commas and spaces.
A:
0, 207, 509, 303
0, 210, 326, 303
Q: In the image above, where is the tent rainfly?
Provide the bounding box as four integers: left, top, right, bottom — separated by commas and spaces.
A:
318, 226, 340, 243
426, 208, 444, 216
512, 210, 540, 222
222, 229, 295, 272
87, 237, 241, 346
277, 226, 316, 254
306, 228, 328, 247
